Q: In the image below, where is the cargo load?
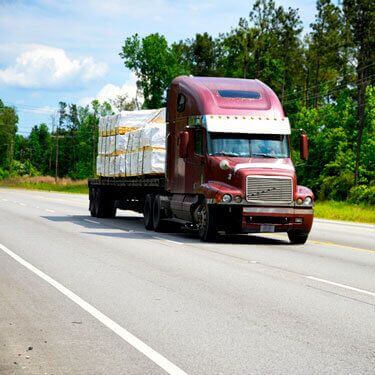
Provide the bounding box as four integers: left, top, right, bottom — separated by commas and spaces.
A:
96, 108, 166, 177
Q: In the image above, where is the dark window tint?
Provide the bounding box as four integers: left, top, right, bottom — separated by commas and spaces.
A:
218, 90, 260, 99
177, 93, 186, 112
194, 129, 203, 155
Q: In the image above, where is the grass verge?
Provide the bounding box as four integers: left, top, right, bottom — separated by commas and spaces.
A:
0, 176, 88, 194
314, 200, 375, 224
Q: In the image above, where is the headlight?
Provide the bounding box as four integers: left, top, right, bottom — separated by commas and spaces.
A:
303, 196, 312, 206
222, 194, 232, 203
296, 198, 303, 205
234, 195, 242, 203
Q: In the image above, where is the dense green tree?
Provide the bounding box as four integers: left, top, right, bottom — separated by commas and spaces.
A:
120, 33, 188, 108
343, 0, 375, 184
307, 0, 348, 108
29, 123, 52, 174
0, 99, 18, 171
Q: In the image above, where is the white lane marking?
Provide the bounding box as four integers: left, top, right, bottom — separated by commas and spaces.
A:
83, 219, 100, 224
0, 242, 188, 375
45, 209, 55, 213
2, 198, 8, 201
305, 276, 375, 297
19, 202, 27, 206
153, 237, 183, 245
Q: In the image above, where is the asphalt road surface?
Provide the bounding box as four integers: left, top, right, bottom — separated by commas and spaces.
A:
0, 187, 374, 375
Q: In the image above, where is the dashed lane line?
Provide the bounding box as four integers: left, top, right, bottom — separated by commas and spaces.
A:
305, 276, 375, 298
0, 242, 188, 375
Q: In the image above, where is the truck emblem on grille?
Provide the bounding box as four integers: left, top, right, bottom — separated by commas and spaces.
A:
248, 186, 277, 197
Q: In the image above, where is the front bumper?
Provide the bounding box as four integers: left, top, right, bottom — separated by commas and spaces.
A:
241, 206, 314, 233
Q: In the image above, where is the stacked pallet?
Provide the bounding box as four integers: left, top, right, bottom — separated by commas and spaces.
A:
96, 108, 166, 177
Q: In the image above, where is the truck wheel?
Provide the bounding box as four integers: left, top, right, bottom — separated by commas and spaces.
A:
153, 195, 167, 232
143, 194, 154, 230
96, 188, 116, 218
198, 204, 217, 242
288, 230, 309, 244
89, 188, 97, 217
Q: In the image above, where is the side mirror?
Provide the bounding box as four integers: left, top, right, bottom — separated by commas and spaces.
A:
178, 131, 189, 158
300, 133, 309, 160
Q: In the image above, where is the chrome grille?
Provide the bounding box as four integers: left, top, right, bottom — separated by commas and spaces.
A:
246, 176, 293, 203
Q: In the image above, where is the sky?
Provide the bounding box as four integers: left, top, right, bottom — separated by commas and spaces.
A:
0, 0, 317, 135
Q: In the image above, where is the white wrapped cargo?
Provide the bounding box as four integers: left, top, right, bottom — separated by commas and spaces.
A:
97, 108, 166, 177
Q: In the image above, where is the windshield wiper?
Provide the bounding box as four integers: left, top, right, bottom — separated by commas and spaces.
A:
211, 152, 240, 157
251, 153, 278, 158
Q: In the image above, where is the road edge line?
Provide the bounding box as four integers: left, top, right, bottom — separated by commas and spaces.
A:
0, 242, 188, 375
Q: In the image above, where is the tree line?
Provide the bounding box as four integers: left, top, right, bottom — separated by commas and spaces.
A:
0, 0, 374, 203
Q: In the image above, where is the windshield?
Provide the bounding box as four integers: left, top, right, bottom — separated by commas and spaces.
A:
207, 133, 290, 158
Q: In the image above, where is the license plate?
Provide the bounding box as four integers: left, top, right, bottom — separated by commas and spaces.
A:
260, 225, 275, 233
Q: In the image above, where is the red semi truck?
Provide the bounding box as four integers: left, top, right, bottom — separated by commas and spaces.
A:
88, 76, 314, 243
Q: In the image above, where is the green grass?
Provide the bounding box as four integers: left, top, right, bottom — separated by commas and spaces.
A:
314, 200, 375, 224
0, 176, 88, 194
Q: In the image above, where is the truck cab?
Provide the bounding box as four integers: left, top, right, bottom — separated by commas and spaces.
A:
164, 76, 313, 243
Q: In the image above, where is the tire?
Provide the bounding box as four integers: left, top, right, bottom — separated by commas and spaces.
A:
153, 195, 167, 232
288, 230, 309, 244
198, 204, 217, 242
143, 194, 154, 230
96, 188, 116, 218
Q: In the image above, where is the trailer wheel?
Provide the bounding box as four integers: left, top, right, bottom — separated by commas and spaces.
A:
143, 194, 154, 230
288, 230, 309, 244
96, 188, 116, 218
198, 204, 217, 242
153, 195, 166, 232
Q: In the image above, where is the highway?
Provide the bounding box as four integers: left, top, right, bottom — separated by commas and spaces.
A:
0, 187, 374, 374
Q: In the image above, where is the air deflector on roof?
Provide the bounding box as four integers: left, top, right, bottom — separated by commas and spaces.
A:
218, 90, 261, 99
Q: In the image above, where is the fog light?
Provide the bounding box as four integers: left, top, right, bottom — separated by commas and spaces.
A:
222, 194, 232, 203
295, 217, 303, 223
234, 195, 242, 203
304, 196, 312, 205
296, 198, 303, 205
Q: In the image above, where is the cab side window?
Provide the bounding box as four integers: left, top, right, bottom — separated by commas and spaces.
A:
194, 128, 203, 155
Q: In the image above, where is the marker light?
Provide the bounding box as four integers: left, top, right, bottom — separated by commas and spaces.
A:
220, 160, 230, 170
222, 194, 232, 203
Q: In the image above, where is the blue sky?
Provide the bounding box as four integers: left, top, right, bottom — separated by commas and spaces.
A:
0, 0, 316, 135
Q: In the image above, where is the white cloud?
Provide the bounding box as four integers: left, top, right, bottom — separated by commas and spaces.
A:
20, 105, 57, 115
79, 73, 141, 107
0, 44, 108, 88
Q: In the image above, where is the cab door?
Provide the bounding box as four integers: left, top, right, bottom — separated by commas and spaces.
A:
185, 127, 205, 194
